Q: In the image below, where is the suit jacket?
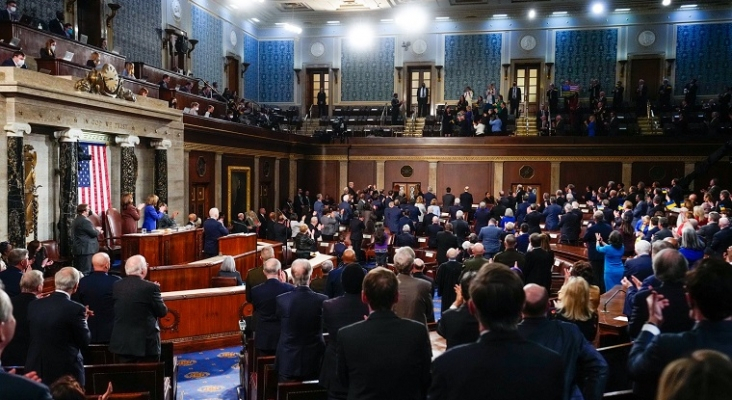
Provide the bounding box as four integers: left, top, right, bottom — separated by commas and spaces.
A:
435, 260, 463, 312
463, 256, 490, 273
250, 278, 294, 351
245, 266, 266, 302
425, 224, 443, 248
120, 204, 141, 234
583, 222, 613, 261
337, 310, 431, 400
320, 293, 369, 395
493, 248, 525, 270
394, 232, 417, 248
478, 225, 503, 256
509, 86, 522, 104
428, 329, 564, 400
48, 18, 65, 35
523, 248, 555, 294
448, 205, 462, 221
26, 292, 90, 386
627, 282, 693, 339
275, 286, 327, 379
0, 266, 22, 297
1, 292, 37, 366
558, 211, 581, 242
442, 193, 455, 211
524, 211, 542, 234
711, 227, 732, 256
628, 320, 732, 400
437, 304, 479, 349
71, 214, 99, 255
451, 219, 470, 241
0, 371, 53, 400
77, 272, 121, 343
459, 193, 474, 213
109, 276, 168, 357
395, 274, 433, 325
623, 254, 653, 281
543, 204, 563, 231
39, 48, 55, 60
202, 218, 229, 255
435, 231, 459, 265
652, 228, 673, 242
698, 222, 720, 249
309, 274, 327, 294
518, 317, 608, 400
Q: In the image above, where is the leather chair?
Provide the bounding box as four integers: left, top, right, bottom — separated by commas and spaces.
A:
211, 276, 238, 287
103, 208, 123, 258
40, 239, 70, 267
87, 213, 106, 251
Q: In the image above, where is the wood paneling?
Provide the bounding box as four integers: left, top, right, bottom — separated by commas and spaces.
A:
436, 162, 493, 202
384, 161, 429, 194
302, 160, 340, 201
279, 158, 290, 206
222, 155, 255, 224
149, 250, 257, 292
259, 157, 275, 212
348, 161, 376, 191
122, 229, 203, 267
189, 151, 215, 184
503, 162, 551, 198
560, 162, 623, 194
631, 162, 685, 188
693, 161, 732, 192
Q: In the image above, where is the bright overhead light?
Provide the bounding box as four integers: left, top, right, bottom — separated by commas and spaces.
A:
662, 0, 671, 6
680, 4, 697, 8
251, 18, 260, 23
380, 18, 393, 22
591, 2, 605, 14
528, 9, 536, 19
283, 22, 302, 34
493, 14, 508, 18
614, 8, 631, 12
348, 23, 375, 50
552, 11, 567, 15
396, 6, 428, 31
326, 20, 340, 24
435, 16, 450, 21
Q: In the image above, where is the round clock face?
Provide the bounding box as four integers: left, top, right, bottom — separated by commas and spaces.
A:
520, 35, 537, 51
171, 0, 182, 21
230, 31, 237, 46
310, 42, 325, 58
412, 39, 427, 55
638, 30, 656, 47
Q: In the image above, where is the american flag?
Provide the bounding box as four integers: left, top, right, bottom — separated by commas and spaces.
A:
78, 143, 111, 215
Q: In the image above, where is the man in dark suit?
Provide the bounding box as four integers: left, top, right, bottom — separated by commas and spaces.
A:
425, 216, 443, 249
508, 81, 522, 118
325, 250, 356, 299
623, 240, 653, 282
628, 258, 732, 400
48, 11, 65, 36
250, 258, 294, 354
1, 270, 43, 366
519, 284, 608, 400
442, 187, 455, 212
543, 197, 563, 231
698, 211, 720, 250
309, 259, 331, 295
257, 207, 268, 239
320, 264, 368, 399
158, 74, 170, 90
459, 187, 473, 220
523, 234, 555, 295
435, 249, 463, 314
448, 198, 462, 221
428, 264, 564, 400
76, 253, 121, 343
493, 234, 525, 271
451, 211, 470, 241
437, 270, 479, 349
0, 249, 29, 297
417, 83, 429, 117
337, 267, 432, 400
393, 247, 433, 326
412, 259, 435, 296
710, 217, 732, 257
583, 211, 613, 293
246, 245, 273, 303
26, 267, 91, 386
394, 224, 417, 248
627, 249, 693, 340
109, 255, 168, 363
462, 243, 490, 273
436, 223, 459, 266
70, 203, 101, 275
0, 1, 17, 22
275, 259, 327, 381
0, 288, 53, 400
524, 204, 542, 234
474, 202, 491, 232
636, 79, 648, 117
267, 213, 290, 246
202, 207, 229, 258
317, 88, 327, 117
651, 217, 673, 242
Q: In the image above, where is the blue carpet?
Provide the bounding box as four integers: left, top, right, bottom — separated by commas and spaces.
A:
177, 347, 240, 400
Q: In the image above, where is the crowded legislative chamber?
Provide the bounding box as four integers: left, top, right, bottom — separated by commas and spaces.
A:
0, 0, 731, 399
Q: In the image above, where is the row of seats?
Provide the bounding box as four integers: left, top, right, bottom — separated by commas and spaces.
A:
332, 105, 387, 117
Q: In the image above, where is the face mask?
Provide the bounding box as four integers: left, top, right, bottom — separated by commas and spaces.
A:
15, 59, 24, 67
9, 6, 16, 13
51, 45, 56, 51
66, 29, 73, 35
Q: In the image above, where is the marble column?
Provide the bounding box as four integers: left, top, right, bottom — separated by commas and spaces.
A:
684, 162, 695, 191
274, 159, 280, 208
494, 162, 504, 196
151, 139, 172, 205
339, 161, 348, 192
214, 152, 223, 209
116, 135, 140, 201
376, 161, 385, 191
550, 162, 561, 194
622, 162, 633, 190
5, 123, 31, 247
428, 162, 438, 193
54, 129, 82, 257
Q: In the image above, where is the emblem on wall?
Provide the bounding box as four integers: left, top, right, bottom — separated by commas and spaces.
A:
310, 42, 325, 58
520, 35, 537, 51
401, 165, 413, 178
519, 165, 535, 179
638, 30, 656, 47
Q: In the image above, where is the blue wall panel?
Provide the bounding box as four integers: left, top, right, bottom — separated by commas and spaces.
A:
259, 40, 294, 103
675, 23, 732, 96
554, 29, 618, 95
244, 34, 260, 102
191, 4, 223, 86
341, 37, 395, 102
444, 34, 502, 101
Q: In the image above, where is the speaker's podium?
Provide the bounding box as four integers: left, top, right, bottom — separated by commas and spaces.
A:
122, 228, 203, 267
218, 232, 258, 256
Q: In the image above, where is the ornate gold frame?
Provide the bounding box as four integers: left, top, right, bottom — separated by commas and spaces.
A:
227, 166, 251, 223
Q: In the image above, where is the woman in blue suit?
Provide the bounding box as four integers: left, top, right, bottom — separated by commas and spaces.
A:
142, 194, 165, 231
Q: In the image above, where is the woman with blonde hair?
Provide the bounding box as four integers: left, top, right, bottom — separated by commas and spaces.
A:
656, 350, 732, 400
121, 61, 135, 78
245, 210, 259, 231
555, 276, 598, 341
294, 223, 315, 259
142, 194, 165, 231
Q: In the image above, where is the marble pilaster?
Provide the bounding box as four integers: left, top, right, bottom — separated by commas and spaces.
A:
116, 135, 140, 201
5, 123, 31, 247
54, 129, 82, 257
152, 139, 172, 205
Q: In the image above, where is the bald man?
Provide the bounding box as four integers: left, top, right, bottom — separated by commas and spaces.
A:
518, 284, 608, 400
436, 248, 464, 313
76, 252, 121, 343
463, 243, 489, 273
326, 249, 357, 298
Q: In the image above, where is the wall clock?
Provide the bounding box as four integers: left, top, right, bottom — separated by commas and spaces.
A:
310, 42, 325, 58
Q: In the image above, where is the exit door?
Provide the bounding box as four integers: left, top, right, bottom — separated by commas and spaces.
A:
408, 67, 431, 117
514, 64, 541, 114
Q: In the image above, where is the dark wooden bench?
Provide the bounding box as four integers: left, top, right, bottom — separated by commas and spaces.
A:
277, 381, 327, 400
598, 342, 633, 394
84, 362, 166, 400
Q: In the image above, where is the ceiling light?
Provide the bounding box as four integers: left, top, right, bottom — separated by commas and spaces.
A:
251, 18, 260, 23
552, 11, 567, 15
493, 14, 508, 18
348, 23, 374, 50
283, 23, 302, 34
614, 8, 631, 12
679, 4, 697, 8
380, 18, 393, 22
274, 22, 285, 25
435, 16, 450, 21
528, 9, 536, 19
396, 6, 428, 31
591, 2, 605, 14
326, 20, 340, 24
662, 0, 671, 6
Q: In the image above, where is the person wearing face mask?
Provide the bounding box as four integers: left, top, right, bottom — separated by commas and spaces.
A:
0, 1, 18, 22
187, 102, 200, 115
40, 39, 56, 60
86, 51, 101, 69
63, 22, 73, 39
1, 50, 27, 69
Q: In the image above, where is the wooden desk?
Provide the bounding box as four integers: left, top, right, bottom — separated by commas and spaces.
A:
120, 77, 160, 99
598, 284, 628, 338
551, 243, 589, 264
35, 57, 89, 78
148, 250, 257, 292
159, 88, 227, 117
133, 61, 200, 93
219, 233, 257, 256
122, 228, 202, 267
160, 286, 247, 352
283, 253, 336, 281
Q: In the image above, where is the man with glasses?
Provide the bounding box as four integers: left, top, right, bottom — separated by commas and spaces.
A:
71, 204, 102, 275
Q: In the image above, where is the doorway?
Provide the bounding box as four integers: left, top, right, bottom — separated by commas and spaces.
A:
514, 63, 541, 114
189, 183, 209, 218
393, 182, 422, 202
408, 67, 431, 117
307, 69, 330, 118
630, 57, 663, 106
225, 55, 240, 98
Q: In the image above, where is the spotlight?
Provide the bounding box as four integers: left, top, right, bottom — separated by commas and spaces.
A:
528, 9, 536, 19
662, 0, 671, 6
591, 2, 605, 14
348, 23, 374, 49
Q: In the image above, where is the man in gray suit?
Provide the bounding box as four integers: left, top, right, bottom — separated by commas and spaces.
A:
393, 247, 434, 326
70, 204, 101, 275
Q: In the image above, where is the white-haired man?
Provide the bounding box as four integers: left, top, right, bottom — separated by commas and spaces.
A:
246, 245, 275, 303
393, 247, 433, 326
203, 207, 229, 258
2, 270, 43, 366
109, 255, 168, 363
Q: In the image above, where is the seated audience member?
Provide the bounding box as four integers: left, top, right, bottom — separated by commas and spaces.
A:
437, 270, 480, 349
0, 248, 30, 297
0, 287, 53, 400
178, 81, 193, 92
523, 233, 555, 294
76, 253, 121, 343
204, 105, 215, 118
435, 248, 463, 313
1, 269, 43, 366
656, 350, 732, 400
49, 375, 112, 400
63, 23, 73, 39
393, 247, 433, 326
39, 39, 56, 60
628, 257, 732, 400
216, 255, 243, 285
121, 62, 135, 78
49, 11, 65, 36
519, 284, 608, 400
320, 264, 368, 399
275, 259, 327, 382
186, 102, 200, 115
186, 213, 202, 228
429, 264, 564, 400
1, 50, 26, 69
337, 267, 431, 399
158, 74, 171, 89
138, 87, 148, 97
555, 276, 598, 342
86, 52, 100, 69
250, 258, 294, 355
309, 259, 332, 294
627, 249, 693, 339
